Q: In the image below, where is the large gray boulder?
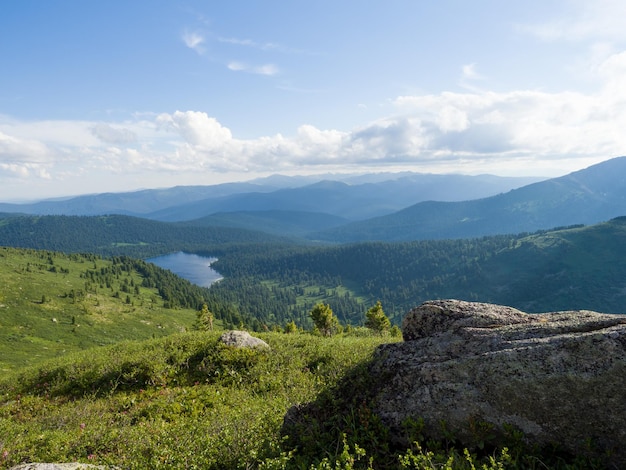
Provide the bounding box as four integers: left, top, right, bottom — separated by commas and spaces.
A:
370, 299, 626, 465
219, 330, 270, 349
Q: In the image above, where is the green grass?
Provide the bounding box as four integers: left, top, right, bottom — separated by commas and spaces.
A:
0, 247, 200, 371
0, 329, 602, 469
0, 331, 397, 469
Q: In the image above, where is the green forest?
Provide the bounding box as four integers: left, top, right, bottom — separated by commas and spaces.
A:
2, 214, 626, 333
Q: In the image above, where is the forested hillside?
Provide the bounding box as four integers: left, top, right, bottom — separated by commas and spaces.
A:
0, 214, 294, 258
210, 218, 626, 322
3, 214, 626, 332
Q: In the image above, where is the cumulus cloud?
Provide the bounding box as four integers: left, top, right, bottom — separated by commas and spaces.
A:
0, 132, 53, 182
4, 47, 626, 199
157, 110, 232, 147
0, 130, 51, 163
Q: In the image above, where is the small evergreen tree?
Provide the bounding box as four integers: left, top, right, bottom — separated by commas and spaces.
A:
284, 320, 298, 334
195, 303, 214, 331
310, 303, 339, 337
390, 324, 402, 338
365, 301, 391, 334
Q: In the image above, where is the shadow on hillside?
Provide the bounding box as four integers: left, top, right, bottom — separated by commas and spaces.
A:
279, 343, 604, 469
13, 339, 268, 399
281, 351, 399, 467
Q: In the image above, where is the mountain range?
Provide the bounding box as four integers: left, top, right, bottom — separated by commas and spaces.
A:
1, 157, 626, 242
314, 156, 626, 242
0, 172, 542, 221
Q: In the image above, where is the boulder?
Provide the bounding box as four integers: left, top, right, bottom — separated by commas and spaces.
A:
370, 299, 626, 465
219, 330, 270, 350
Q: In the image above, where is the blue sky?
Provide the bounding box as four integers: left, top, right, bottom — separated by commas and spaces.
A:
1, 0, 626, 200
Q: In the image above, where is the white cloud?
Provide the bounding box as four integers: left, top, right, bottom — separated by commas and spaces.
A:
218, 37, 279, 51
516, 1, 626, 83
255, 64, 279, 76
157, 110, 232, 148
4, 48, 626, 199
0, 130, 51, 163
217, 36, 311, 55
182, 30, 205, 54
227, 61, 279, 76
91, 123, 137, 144
227, 61, 246, 71
436, 107, 470, 133
461, 63, 482, 81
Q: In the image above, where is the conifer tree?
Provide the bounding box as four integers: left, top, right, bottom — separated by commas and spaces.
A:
284, 320, 298, 334
310, 303, 338, 336
365, 300, 391, 334
195, 303, 214, 331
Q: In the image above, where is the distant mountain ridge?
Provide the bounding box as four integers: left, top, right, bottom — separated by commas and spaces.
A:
3, 158, 626, 243
0, 182, 275, 217
313, 156, 626, 242
0, 172, 544, 221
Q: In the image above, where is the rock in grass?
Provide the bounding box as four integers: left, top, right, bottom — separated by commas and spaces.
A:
219, 330, 270, 349
371, 299, 626, 466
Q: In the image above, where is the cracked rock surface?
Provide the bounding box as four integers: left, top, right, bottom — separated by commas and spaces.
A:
371, 299, 626, 466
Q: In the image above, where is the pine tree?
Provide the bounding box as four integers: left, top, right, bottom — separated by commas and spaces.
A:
195, 303, 214, 331
284, 320, 298, 334
365, 301, 391, 334
310, 303, 339, 336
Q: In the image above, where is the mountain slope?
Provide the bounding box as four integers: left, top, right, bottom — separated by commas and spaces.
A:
212, 217, 626, 318
0, 248, 199, 370
146, 174, 545, 222
313, 156, 626, 242
182, 210, 349, 237
0, 182, 275, 216
0, 173, 544, 222
0, 214, 293, 257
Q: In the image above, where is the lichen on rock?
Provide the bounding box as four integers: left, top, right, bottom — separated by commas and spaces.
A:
370, 299, 626, 466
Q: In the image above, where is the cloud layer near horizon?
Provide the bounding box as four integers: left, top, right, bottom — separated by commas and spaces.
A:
1, 49, 626, 198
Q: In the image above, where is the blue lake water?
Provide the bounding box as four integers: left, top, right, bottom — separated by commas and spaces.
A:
147, 252, 223, 288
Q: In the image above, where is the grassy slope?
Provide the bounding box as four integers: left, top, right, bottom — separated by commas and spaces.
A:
0, 247, 200, 371
0, 330, 601, 469
0, 331, 398, 469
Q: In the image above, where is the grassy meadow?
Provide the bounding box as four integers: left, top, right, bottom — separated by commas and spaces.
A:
0, 331, 398, 469
0, 247, 200, 371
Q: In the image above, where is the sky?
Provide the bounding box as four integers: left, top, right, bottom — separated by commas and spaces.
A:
1, 0, 626, 201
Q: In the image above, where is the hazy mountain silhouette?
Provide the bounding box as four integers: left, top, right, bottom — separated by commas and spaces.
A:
312, 157, 626, 242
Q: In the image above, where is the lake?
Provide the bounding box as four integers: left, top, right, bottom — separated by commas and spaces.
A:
147, 252, 223, 288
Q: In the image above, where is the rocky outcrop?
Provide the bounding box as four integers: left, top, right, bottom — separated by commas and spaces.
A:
370, 299, 626, 466
219, 330, 270, 349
